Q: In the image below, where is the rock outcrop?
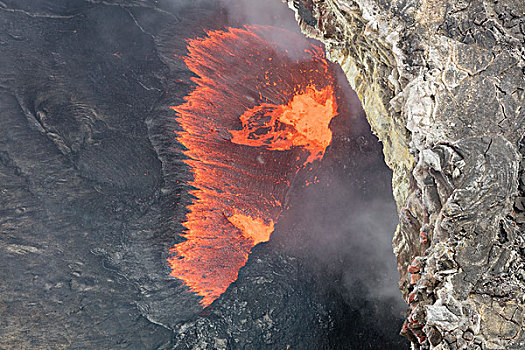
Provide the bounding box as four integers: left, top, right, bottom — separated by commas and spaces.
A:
286, 0, 525, 348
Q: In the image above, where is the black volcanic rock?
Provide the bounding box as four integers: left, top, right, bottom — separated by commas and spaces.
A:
0, 1, 407, 349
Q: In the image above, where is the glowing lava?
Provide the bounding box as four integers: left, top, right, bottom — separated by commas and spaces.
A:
227, 213, 274, 246
230, 85, 337, 165
168, 25, 338, 307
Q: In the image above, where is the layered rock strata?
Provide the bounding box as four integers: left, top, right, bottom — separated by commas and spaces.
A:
286, 0, 525, 348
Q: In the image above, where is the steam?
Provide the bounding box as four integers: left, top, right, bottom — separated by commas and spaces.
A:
219, 0, 297, 29
276, 167, 403, 303
269, 63, 406, 311
219, 0, 313, 61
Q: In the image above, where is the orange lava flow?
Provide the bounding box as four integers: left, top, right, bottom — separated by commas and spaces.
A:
167, 25, 338, 307
227, 213, 274, 246
231, 85, 337, 165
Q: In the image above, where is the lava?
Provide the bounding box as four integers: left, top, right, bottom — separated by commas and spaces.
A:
227, 213, 274, 246
230, 85, 336, 165
168, 25, 338, 307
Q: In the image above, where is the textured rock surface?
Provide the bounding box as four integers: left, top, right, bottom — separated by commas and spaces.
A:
1, 1, 408, 349
287, 0, 525, 348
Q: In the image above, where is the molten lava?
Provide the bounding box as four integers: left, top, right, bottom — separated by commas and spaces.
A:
168, 25, 338, 307
230, 85, 336, 165
227, 213, 274, 246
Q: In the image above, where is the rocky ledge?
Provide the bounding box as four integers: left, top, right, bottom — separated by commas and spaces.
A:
286, 0, 525, 349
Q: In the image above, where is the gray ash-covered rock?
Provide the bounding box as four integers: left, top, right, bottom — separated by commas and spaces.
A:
173, 249, 332, 349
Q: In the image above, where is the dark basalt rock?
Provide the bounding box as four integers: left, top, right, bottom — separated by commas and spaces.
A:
1, 1, 408, 349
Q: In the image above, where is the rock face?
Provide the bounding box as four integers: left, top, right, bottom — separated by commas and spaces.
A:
286, 0, 525, 349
